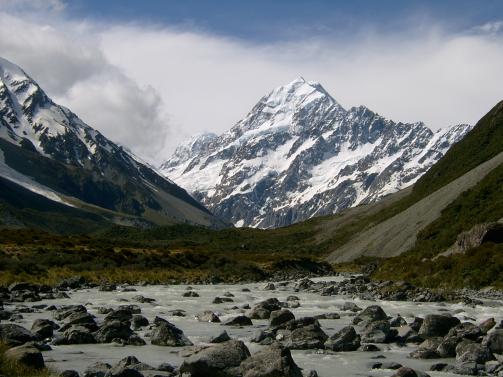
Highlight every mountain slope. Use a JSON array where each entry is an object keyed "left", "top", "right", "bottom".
[
  {"left": 0, "top": 56, "right": 225, "bottom": 230},
  {"left": 161, "top": 78, "right": 471, "bottom": 228},
  {"left": 322, "top": 100, "right": 503, "bottom": 287}
]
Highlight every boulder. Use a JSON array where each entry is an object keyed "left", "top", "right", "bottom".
[
  {"left": 353, "top": 305, "right": 387, "bottom": 325},
  {"left": 341, "top": 302, "right": 362, "bottom": 312},
  {"left": 279, "top": 317, "right": 328, "bottom": 350},
  {"left": 446, "top": 322, "right": 482, "bottom": 341},
  {"left": 223, "top": 315, "right": 253, "bottom": 327},
  {"left": 418, "top": 315, "right": 460, "bottom": 337},
  {"left": 455, "top": 340, "right": 494, "bottom": 363},
  {"left": 196, "top": 310, "right": 221, "bottom": 323},
  {"left": 182, "top": 291, "right": 200, "bottom": 298},
  {"left": 210, "top": 330, "right": 231, "bottom": 343},
  {"left": 60, "top": 325, "right": 96, "bottom": 344},
  {"left": 104, "top": 309, "right": 133, "bottom": 324},
  {"left": 248, "top": 298, "right": 282, "bottom": 319},
  {"left": 84, "top": 362, "right": 112, "bottom": 377},
  {"left": 94, "top": 321, "right": 136, "bottom": 344},
  {"left": 436, "top": 336, "right": 460, "bottom": 358},
  {"left": 54, "top": 305, "right": 87, "bottom": 321},
  {"left": 270, "top": 309, "right": 295, "bottom": 328},
  {"left": 479, "top": 318, "right": 496, "bottom": 334},
  {"left": 361, "top": 320, "right": 392, "bottom": 343},
  {"left": 132, "top": 295, "right": 156, "bottom": 303},
  {"left": 150, "top": 321, "right": 193, "bottom": 346},
  {"left": 483, "top": 329, "right": 503, "bottom": 354},
  {"left": 179, "top": 340, "right": 250, "bottom": 377},
  {"left": 324, "top": 326, "right": 360, "bottom": 351},
  {"left": 61, "top": 311, "right": 98, "bottom": 331},
  {"left": 31, "top": 318, "right": 59, "bottom": 339},
  {"left": 132, "top": 315, "right": 149, "bottom": 329},
  {"left": 391, "top": 367, "right": 430, "bottom": 377},
  {"left": 59, "top": 370, "right": 80, "bottom": 377},
  {"left": 213, "top": 297, "right": 234, "bottom": 304},
  {"left": 240, "top": 343, "right": 303, "bottom": 377},
  {"left": 0, "top": 323, "right": 37, "bottom": 346},
  {"left": 4, "top": 344, "right": 45, "bottom": 369}
]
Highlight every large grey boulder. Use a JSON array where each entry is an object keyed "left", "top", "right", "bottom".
[
  {"left": 270, "top": 310, "right": 295, "bottom": 328},
  {"left": 150, "top": 320, "right": 192, "bottom": 346},
  {"left": 179, "top": 340, "right": 250, "bottom": 377},
  {"left": 0, "top": 323, "right": 37, "bottom": 346},
  {"left": 196, "top": 310, "right": 221, "bottom": 323},
  {"left": 324, "top": 326, "right": 360, "bottom": 351},
  {"left": 248, "top": 298, "right": 282, "bottom": 319},
  {"left": 353, "top": 305, "right": 387, "bottom": 325},
  {"left": 277, "top": 317, "right": 328, "bottom": 350},
  {"left": 418, "top": 315, "right": 460, "bottom": 338},
  {"left": 31, "top": 318, "right": 59, "bottom": 339},
  {"left": 4, "top": 344, "right": 45, "bottom": 369},
  {"left": 240, "top": 343, "right": 303, "bottom": 377},
  {"left": 455, "top": 340, "right": 494, "bottom": 363},
  {"left": 483, "top": 329, "right": 503, "bottom": 354}
]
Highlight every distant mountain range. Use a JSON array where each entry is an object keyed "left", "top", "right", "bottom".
[
  {"left": 161, "top": 78, "right": 472, "bottom": 228},
  {"left": 0, "top": 57, "right": 226, "bottom": 232}
]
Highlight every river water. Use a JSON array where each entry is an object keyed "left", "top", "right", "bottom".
[{"left": 4, "top": 276, "right": 502, "bottom": 376}]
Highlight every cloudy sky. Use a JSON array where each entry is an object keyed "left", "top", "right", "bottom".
[{"left": 1, "top": 0, "right": 503, "bottom": 163}]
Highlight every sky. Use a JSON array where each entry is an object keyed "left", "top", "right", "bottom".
[{"left": 1, "top": 0, "right": 503, "bottom": 163}]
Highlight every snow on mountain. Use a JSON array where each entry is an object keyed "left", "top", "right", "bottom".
[
  {"left": 161, "top": 77, "right": 472, "bottom": 228},
  {"left": 0, "top": 56, "right": 225, "bottom": 228}
]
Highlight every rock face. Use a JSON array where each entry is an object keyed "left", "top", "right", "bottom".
[
  {"left": 0, "top": 56, "right": 224, "bottom": 230},
  {"left": 161, "top": 78, "right": 471, "bottom": 228}
]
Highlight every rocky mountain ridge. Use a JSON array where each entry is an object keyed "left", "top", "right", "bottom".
[{"left": 162, "top": 78, "right": 471, "bottom": 228}]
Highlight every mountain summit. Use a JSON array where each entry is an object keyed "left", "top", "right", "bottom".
[
  {"left": 161, "top": 78, "right": 472, "bottom": 228},
  {"left": 0, "top": 57, "right": 225, "bottom": 231}
]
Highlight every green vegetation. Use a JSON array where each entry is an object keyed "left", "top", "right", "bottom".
[
  {"left": 0, "top": 223, "right": 330, "bottom": 286},
  {"left": 374, "top": 161, "right": 503, "bottom": 288},
  {"left": 0, "top": 343, "right": 53, "bottom": 377}
]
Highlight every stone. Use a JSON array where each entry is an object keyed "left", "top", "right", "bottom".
[
  {"left": 248, "top": 298, "right": 282, "bottom": 319},
  {"left": 150, "top": 321, "right": 193, "bottom": 346},
  {"left": 196, "top": 310, "right": 221, "bottom": 323},
  {"left": 391, "top": 367, "right": 430, "bottom": 377},
  {"left": 4, "top": 344, "right": 45, "bottom": 369},
  {"left": 132, "top": 315, "right": 149, "bottom": 329},
  {"left": 479, "top": 318, "right": 496, "bottom": 334},
  {"left": 240, "top": 343, "right": 303, "bottom": 377},
  {"left": 209, "top": 330, "right": 231, "bottom": 343},
  {"left": 212, "top": 297, "right": 234, "bottom": 304},
  {"left": 361, "top": 320, "right": 392, "bottom": 343},
  {"left": 60, "top": 370, "right": 80, "bottom": 377},
  {"left": 223, "top": 315, "right": 253, "bottom": 327},
  {"left": 455, "top": 340, "right": 494, "bottom": 363},
  {"left": 84, "top": 362, "right": 112, "bottom": 377},
  {"left": 179, "top": 340, "right": 250, "bottom": 377},
  {"left": 31, "top": 318, "right": 59, "bottom": 339},
  {"left": 94, "top": 321, "right": 135, "bottom": 344},
  {"left": 0, "top": 323, "right": 37, "bottom": 346},
  {"left": 324, "top": 326, "right": 360, "bottom": 351},
  {"left": 182, "top": 291, "right": 199, "bottom": 298},
  {"left": 483, "top": 329, "right": 503, "bottom": 354},
  {"left": 341, "top": 302, "right": 362, "bottom": 312},
  {"left": 418, "top": 315, "right": 460, "bottom": 337},
  {"left": 270, "top": 309, "right": 295, "bottom": 328},
  {"left": 353, "top": 305, "right": 387, "bottom": 325}
]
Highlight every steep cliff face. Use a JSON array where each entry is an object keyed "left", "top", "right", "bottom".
[{"left": 162, "top": 78, "right": 471, "bottom": 228}]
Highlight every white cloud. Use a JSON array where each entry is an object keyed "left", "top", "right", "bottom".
[
  {"left": 473, "top": 21, "right": 503, "bottom": 35},
  {"left": 0, "top": 12, "right": 171, "bottom": 162},
  {"left": 0, "top": 0, "right": 65, "bottom": 12},
  {"left": 1, "top": 10, "right": 503, "bottom": 165}
]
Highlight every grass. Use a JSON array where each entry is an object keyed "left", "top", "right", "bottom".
[{"left": 0, "top": 343, "right": 53, "bottom": 377}]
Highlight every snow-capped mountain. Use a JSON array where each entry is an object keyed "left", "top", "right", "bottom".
[
  {"left": 0, "top": 56, "right": 225, "bottom": 229},
  {"left": 161, "top": 77, "right": 472, "bottom": 228}
]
